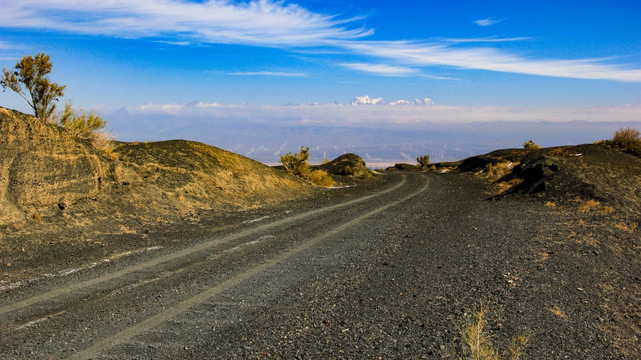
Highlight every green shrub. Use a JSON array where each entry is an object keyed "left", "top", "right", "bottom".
[
  {"left": 310, "top": 170, "right": 335, "bottom": 187},
  {"left": 58, "top": 102, "right": 106, "bottom": 140},
  {"left": 522, "top": 139, "right": 539, "bottom": 150},
  {"left": 280, "top": 146, "right": 311, "bottom": 179},
  {"left": 416, "top": 155, "right": 430, "bottom": 169}
]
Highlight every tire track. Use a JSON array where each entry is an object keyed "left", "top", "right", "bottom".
[
  {"left": 0, "top": 175, "right": 407, "bottom": 322},
  {"left": 68, "top": 175, "right": 429, "bottom": 360}
]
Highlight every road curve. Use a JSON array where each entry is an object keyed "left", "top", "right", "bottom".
[
  {"left": 3, "top": 171, "right": 639, "bottom": 359},
  {"left": 0, "top": 173, "right": 429, "bottom": 359}
]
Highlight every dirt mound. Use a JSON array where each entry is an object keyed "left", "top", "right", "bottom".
[
  {"left": 513, "top": 144, "right": 641, "bottom": 213},
  {"left": 0, "top": 107, "right": 111, "bottom": 224},
  {"left": 115, "top": 140, "right": 307, "bottom": 209},
  {"left": 317, "top": 153, "right": 373, "bottom": 178},
  {"left": 0, "top": 107, "right": 309, "bottom": 230},
  {"left": 458, "top": 149, "right": 527, "bottom": 172},
  {"left": 387, "top": 163, "right": 417, "bottom": 171},
  {"left": 457, "top": 143, "right": 641, "bottom": 215}
]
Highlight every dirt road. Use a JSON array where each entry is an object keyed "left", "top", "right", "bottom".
[{"left": 1, "top": 172, "right": 639, "bottom": 359}]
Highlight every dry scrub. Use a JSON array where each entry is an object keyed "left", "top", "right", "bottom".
[{"left": 460, "top": 305, "right": 529, "bottom": 360}]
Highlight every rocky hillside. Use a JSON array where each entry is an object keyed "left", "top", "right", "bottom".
[
  {"left": 456, "top": 144, "right": 641, "bottom": 215},
  {"left": 0, "top": 107, "right": 309, "bottom": 229},
  {"left": 115, "top": 140, "right": 307, "bottom": 210},
  {"left": 0, "top": 107, "right": 112, "bottom": 224}
]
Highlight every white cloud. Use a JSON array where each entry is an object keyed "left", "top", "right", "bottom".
[
  {"left": 474, "top": 18, "right": 502, "bottom": 26},
  {"left": 341, "top": 41, "right": 641, "bottom": 82},
  {"left": 227, "top": 71, "right": 307, "bottom": 77},
  {"left": 0, "top": 0, "right": 372, "bottom": 46},
  {"left": 443, "top": 36, "right": 531, "bottom": 43},
  {"left": 0, "top": 40, "right": 15, "bottom": 49},
  {"left": 1, "top": 1, "right": 640, "bottom": 83},
  {"left": 339, "top": 62, "right": 418, "bottom": 77}
]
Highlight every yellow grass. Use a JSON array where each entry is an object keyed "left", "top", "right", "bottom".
[
  {"left": 548, "top": 306, "right": 567, "bottom": 318},
  {"left": 460, "top": 305, "right": 529, "bottom": 360},
  {"left": 613, "top": 222, "right": 638, "bottom": 234}
]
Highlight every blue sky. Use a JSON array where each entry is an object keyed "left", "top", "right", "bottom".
[{"left": 1, "top": 0, "right": 640, "bottom": 163}]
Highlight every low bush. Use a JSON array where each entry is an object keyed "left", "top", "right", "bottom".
[
  {"left": 522, "top": 139, "right": 539, "bottom": 150},
  {"left": 280, "top": 146, "right": 311, "bottom": 180},
  {"left": 57, "top": 102, "right": 117, "bottom": 159},
  {"left": 611, "top": 127, "right": 641, "bottom": 155},
  {"left": 310, "top": 170, "right": 335, "bottom": 187},
  {"left": 58, "top": 102, "right": 106, "bottom": 140},
  {"left": 340, "top": 165, "right": 355, "bottom": 176},
  {"left": 417, "top": 155, "right": 430, "bottom": 170}
]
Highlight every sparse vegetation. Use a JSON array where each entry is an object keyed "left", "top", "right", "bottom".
[
  {"left": 484, "top": 161, "right": 512, "bottom": 179},
  {"left": 576, "top": 199, "right": 615, "bottom": 214},
  {"left": 280, "top": 146, "right": 312, "bottom": 180},
  {"left": 58, "top": 102, "right": 107, "bottom": 140},
  {"left": 31, "top": 212, "right": 42, "bottom": 222},
  {"left": 611, "top": 127, "right": 641, "bottom": 156},
  {"left": 460, "top": 305, "right": 529, "bottom": 360},
  {"left": 417, "top": 155, "right": 430, "bottom": 170},
  {"left": 280, "top": 147, "right": 338, "bottom": 186},
  {"left": 340, "top": 165, "right": 355, "bottom": 176},
  {"left": 522, "top": 139, "right": 539, "bottom": 150},
  {"left": 57, "top": 102, "right": 116, "bottom": 158},
  {"left": 310, "top": 169, "right": 335, "bottom": 187},
  {"left": 1, "top": 53, "right": 66, "bottom": 122}
]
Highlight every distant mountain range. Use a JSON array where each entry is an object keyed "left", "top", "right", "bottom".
[{"left": 351, "top": 95, "right": 434, "bottom": 106}]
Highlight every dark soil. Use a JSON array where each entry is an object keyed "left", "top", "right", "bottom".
[{"left": 1, "top": 172, "right": 639, "bottom": 359}]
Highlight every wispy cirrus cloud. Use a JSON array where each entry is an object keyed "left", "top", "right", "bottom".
[
  {"left": 443, "top": 36, "right": 532, "bottom": 43},
  {"left": 474, "top": 18, "right": 502, "bottom": 26},
  {"left": 339, "top": 63, "right": 418, "bottom": 77},
  {"left": 227, "top": 71, "right": 307, "bottom": 77},
  {"left": 0, "top": 0, "right": 372, "bottom": 46},
  {"left": 341, "top": 41, "right": 641, "bottom": 82},
  {"left": 0, "top": 40, "right": 15, "bottom": 49},
  {"left": 0, "top": 1, "right": 640, "bottom": 83}
]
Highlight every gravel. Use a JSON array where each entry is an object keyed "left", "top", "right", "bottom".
[{"left": 1, "top": 172, "right": 639, "bottom": 359}]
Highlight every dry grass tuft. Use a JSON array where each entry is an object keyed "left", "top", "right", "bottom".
[
  {"left": 612, "top": 127, "right": 641, "bottom": 150},
  {"left": 480, "top": 161, "right": 521, "bottom": 194},
  {"left": 576, "top": 199, "right": 615, "bottom": 214},
  {"left": 544, "top": 201, "right": 556, "bottom": 208},
  {"left": 577, "top": 199, "right": 602, "bottom": 213},
  {"left": 484, "top": 161, "right": 513, "bottom": 179},
  {"left": 460, "top": 305, "right": 529, "bottom": 360},
  {"left": 32, "top": 212, "right": 42, "bottom": 222},
  {"left": 91, "top": 130, "right": 118, "bottom": 160},
  {"left": 545, "top": 148, "right": 577, "bottom": 157},
  {"left": 310, "top": 169, "right": 335, "bottom": 187},
  {"left": 613, "top": 222, "right": 638, "bottom": 234},
  {"left": 600, "top": 205, "right": 616, "bottom": 215},
  {"left": 548, "top": 306, "right": 567, "bottom": 318}
]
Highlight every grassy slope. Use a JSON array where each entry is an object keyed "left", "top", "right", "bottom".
[
  {"left": 115, "top": 140, "right": 308, "bottom": 210},
  {"left": 0, "top": 107, "right": 309, "bottom": 231}
]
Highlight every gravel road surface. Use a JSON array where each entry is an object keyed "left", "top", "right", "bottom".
[{"left": 1, "top": 172, "right": 639, "bottom": 359}]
